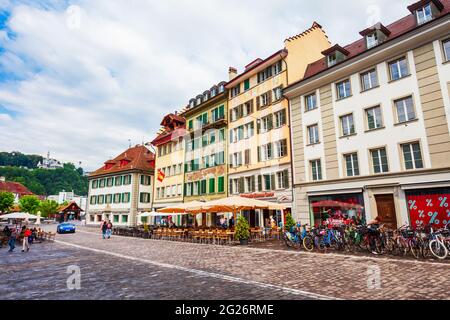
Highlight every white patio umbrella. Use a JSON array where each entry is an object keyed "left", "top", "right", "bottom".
[
  {"left": 157, "top": 201, "right": 205, "bottom": 214},
  {"left": 0, "top": 212, "right": 39, "bottom": 220}
]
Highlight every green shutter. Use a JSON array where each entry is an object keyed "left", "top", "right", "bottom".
[
  {"left": 218, "top": 177, "right": 224, "bottom": 193},
  {"left": 188, "top": 119, "right": 193, "bottom": 130},
  {"left": 244, "top": 79, "right": 250, "bottom": 91},
  {"left": 209, "top": 178, "right": 215, "bottom": 193},
  {"left": 219, "top": 105, "right": 224, "bottom": 119}
]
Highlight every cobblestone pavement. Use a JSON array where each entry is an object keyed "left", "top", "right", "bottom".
[{"left": 2, "top": 225, "right": 450, "bottom": 300}]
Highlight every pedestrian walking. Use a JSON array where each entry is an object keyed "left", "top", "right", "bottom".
[
  {"left": 22, "top": 226, "right": 31, "bottom": 253},
  {"left": 106, "top": 220, "right": 113, "bottom": 239},
  {"left": 101, "top": 220, "right": 108, "bottom": 239},
  {"left": 7, "top": 227, "right": 16, "bottom": 253}
]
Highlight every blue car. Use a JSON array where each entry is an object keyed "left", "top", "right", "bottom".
[{"left": 57, "top": 223, "right": 76, "bottom": 234}]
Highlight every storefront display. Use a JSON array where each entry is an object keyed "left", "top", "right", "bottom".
[
  {"left": 406, "top": 188, "right": 450, "bottom": 229},
  {"left": 309, "top": 193, "right": 365, "bottom": 227}
]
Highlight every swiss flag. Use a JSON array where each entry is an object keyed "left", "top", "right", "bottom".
[{"left": 157, "top": 169, "right": 165, "bottom": 183}]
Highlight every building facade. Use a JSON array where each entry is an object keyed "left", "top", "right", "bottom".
[
  {"left": 285, "top": 0, "right": 450, "bottom": 229},
  {"left": 86, "top": 145, "right": 155, "bottom": 226},
  {"left": 225, "top": 23, "right": 330, "bottom": 227},
  {"left": 151, "top": 113, "right": 186, "bottom": 224},
  {"left": 181, "top": 82, "right": 228, "bottom": 226}
]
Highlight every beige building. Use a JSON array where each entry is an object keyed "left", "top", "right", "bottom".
[
  {"left": 87, "top": 145, "right": 155, "bottom": 226},
  {"left": 284, "top": 0, "right": 450, "bottom": 229},
  {"left": 225, "top": 23, "right": 330, "bottom": 227},
  {"left": 151, "top": 113, "right": 186, "bottom": 225}
]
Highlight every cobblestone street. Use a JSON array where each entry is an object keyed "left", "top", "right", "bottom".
[{"left": 1, "top": 225, "right": 449, "bottom": 300}]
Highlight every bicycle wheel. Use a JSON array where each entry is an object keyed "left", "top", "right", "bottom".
[
  {"left": 429, "top": 240, "right": 448, "bottom": 260},
  {"left": 410, "top": 240, "right": 420, "bottom": 259},
  {"left": 292, "top": 238, "right": 301, "bottom": 250},
  {"left": 385, "top": 238, "right": 397, "bottom": 256},
  {"left": 302, "top": 236, "right": 314, "bottom": 252}
]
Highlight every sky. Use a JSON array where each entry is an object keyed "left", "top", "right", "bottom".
[{"left": 0, "top": 0, "right": 412, "bottom": 171}]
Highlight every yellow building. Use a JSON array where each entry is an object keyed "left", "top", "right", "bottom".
[
  {"left": 181, "top": 82, "right": 228, "bottom": 227},
  {"left": 225, "top": 23, "right": 330, "bottom": 227},
  {"left": 151, "top": 113, "right": 186, "bottom": 224}
]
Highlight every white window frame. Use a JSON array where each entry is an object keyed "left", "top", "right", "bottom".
[
  {"left": 307, "top": 124, "right": 319, "bottom": 144},
  {"left": 366, "top": 106, "right": 383, "bottom": 130},
  {"left": 395, "top": 96, "right": 416, "bottom": 123},
  {"left": 371, "top": 148, "right": 389, "bottom": 174},
  {"left": 401, "top": 142, "right": 424, "bottom": 170},
  {"left": 336, "top": 80, "right": 351, "bottom": 99},
  {"left": 310, "top": 160, "right": 322, "bottom": 181},
  {"left": 340, "top": 113, "right": 355, "bottom": 136},
  {"left": 344, "top": 153, "right": 359, "bottom": 177},
  {"left": 305, "top": 93, "right": 317, "bottom": 111},
  {"left": 416, "top": 3, "right": 433, "bottom": 25}
]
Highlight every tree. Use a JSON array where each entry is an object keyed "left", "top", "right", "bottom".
[
  {"left": 285, "top": 213, "right": 296, "bottom": 232},
  {"left": 19, "top": 195, "right": 41, "bottom": 214},
  {"left": 0, "top": 191, "right": 15, "bottom": 214},
  {"left": 235, "top": 215, "right": 250, "bottom": 241},
  {"left": 39, "top": 199, "right": 60, "bottom": 218}
]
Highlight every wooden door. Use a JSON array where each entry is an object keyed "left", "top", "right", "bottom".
[{"left": 375, "top": 194, "right": 398, "bottom": 229}]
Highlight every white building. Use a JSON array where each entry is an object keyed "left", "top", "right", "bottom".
[
  {"left": 86, "top": 145, "right": 155, "bottom": 226},
  {"left": 37, "top": 152, "right": 63, "bottom": 170}
]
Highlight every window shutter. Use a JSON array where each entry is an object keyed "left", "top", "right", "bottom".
[
  {"left": 256, "top": 96, "right": 261, "bottom": 110},
  {"left": 283, "top": 169, "right": 289, "bottom": 188},
  {"left": 267, "top": 143, "right": 273, "bottom": 159},
  {"left": 268, "top": 114, "right": 273, "bottom": 131},
  {"left": 270, "top": 174, "right": 276, "bottom": 190},
  {"left": 229, "top": 179, "right": 233, "bottom": 194},
  {"left": 257, "top": 120, "right": 261, "bottom": 134},
  {"left": 268, "top": 90, "right": 273, "bottom": 104},
  {"left": 229, "top": 154, "right": 233, "bottom": 168},
  {"left": 245, "top": 149, "right": 250, "bottom": 165},
  {"left": 238, "top": 104, "right": 243, "bottom": 119},
  {"left": 229, "top": 109, "right": 233, "bottom": 121},
  {"left": 250, "top": 99, "right": 254, "bottom": 114},
  {"left": 209, "top": 178, "right": 215, "bottom": 193},
  {"left": 257, "top": 175, "right": 262, "bottom": 191},
  {"left": 238, "top": 177, "right": 245, "bottom": 194},
  {"left": 257, "top": 146, "right": 261, "bottom": 162},
  {"left": 282, "top": 139, "right": 287, "bottom": 157}
]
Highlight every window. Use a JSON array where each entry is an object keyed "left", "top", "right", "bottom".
[
  {"left": 327, "top": 53, "right": 337, "bottom": 67},
  {"left": 243, "top": 100, "right": 253, "bottom": 116},
  {"left": 305, "top": 93, "right": 317, "bottom": 111},
  {"left": 92, "top": 180, "right": 98, "bottom": 189},
  {"left": 212, "top": 105, "right": 225, "bottom": 122},
  {"left": 310, "top": 160, "right": 322, "bottom": 181},
  {"left": 123, "top": 175, "right": 131, "bottom": 185},
  {"left": 416, "top": 3, "right": 433, "bottom": 25},
  {"left": 244, "top": 121, "right": 254, "bottom": 139},
  {"left": 257, "top": 92, "right": 271, "bottom": 109},
  {"left": 273, "top": 61, "right": 282, "bottom": 75},
  {"left": 231, "top": 85, "right": 240, "bottom": 97},
  {"left": 231, "top": 152, "right": 242, "bottom": 168},
  {"left": 140, "top": 193, "right": 151, "bottom": 203},
  {"left": 177, "top": 184, "right": 182, "bottom": 196},
  {"left": 218, "top": 176, "right": 225, "bottom": 193},
  {"left": 443, "top": 39, "right": 450, "bottom": 62},
  {"left": 122, "top": 192, "right": 131, "bottom": 203},
  {"left": 389, "top": 57, "right": 409, "bottom": 81},
  {"left": 259, "top": 114, "right": 273, "bottom": 133},
  {"left": 336, "top": 79, "right": 351, "bottom": 99},
  {"left": 274, "top": 139, "right": 288, "bottom": 158},
  {"left": 98, "top": 195, "right": 104, "bottom": 205},
  {"left": 371, "top": 148, "right": 389, "bottom": 173},
  {"left": 258, "top": 143, "right": 273, "bottom": 162},
  {"left": 244, "top": 176, "right": 252, "bottom": 193},
  {"left": 200, "top": 180, "right": 207, "bottom": 195},
  {"left": 340, "top": 114, "right": 355, "bottom": 136},
  {"left": 115, "top": 176, "right": 123, "bottom": 186},
  {"left": 360, "top": 69, "right": 378, "bottom": 91},
  {"left": 395, "top": 96, "right": 416, "bottom": 123},
  {"left": 122, "top": 215, "right": 128, "bottom": 224},
  {"left": 113, "top": 215, "right": 119, "bottom": 223},
  {"left": 90, "top": 196, "right": 97, "bottom": 205},
  {"left": 114, "top": 193, "right": 121, "bottom": 203},
  {"left": 244, "top": 79, "right": 250, "bottom": 91},
  {"left": 263, "top": 174, "right": 273, "bottom": 191},
  {"left": 401, "top": 142, "right": 424, "bottom": 170},
  {"left": 257, "top": 65, "right": 273, "bottom": 83},
  {"left": 273, "top": 86, "right": 283, "bottom": 101},
  {"left": 344, "top": 153, "right": 360, "bottom": 177},
  {"left": 307, "top": 124, "right": 319, "bottom": 144},
  {"left": 188, "top": 119, "right": 193, "bottom": 130},
  {"left": 219, "top": 128, "right": 225, "bottom": 142},
  {"left": 366, "top": 106, "right": 383, "bottom": 130},
  {"left": 140, "top": 175, "right": 151, "bottom": 185},
  {"left": 366, "top": 32, "right": 379, "bottom": 49},
  {"left": 99, "top": 178, "right": 105, "bottom": 188},
  {"left": 276, "top": 170, "right": 289, "bottom": 189},
  {"left": 274, "top": 109, "right": 286, "bottom": 128}
]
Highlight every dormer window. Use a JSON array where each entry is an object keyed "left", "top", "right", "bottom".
[
  {"left": 219, "top": 84, "right": 225, "bottom": 93},
  {"left": 408, "top": 0, "right": 444, "bottom": 25},
  {"left": 322, "top": 45, "right": 350, "bottom": 68},
  {"left": 417, "top": 3, "right": 433, "bottom": 24},
  {"left": 211, "top": 87, "right": 217, "bottom": 97},
  {"left": 196, "top": 96, "right": 203, "bottom": 105},
  {"left": 203, "top": 92, "right": 209, "bottom": 101},
  {"left": 189, "top": 99, "right": 195, "bottom": 108},
  {"left": 366, "top": 33, "right": 379, "bottom": 49}
]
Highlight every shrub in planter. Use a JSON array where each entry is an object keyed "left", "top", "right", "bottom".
[
  {"left": 235, "top": 215, "right": 250, "bottom": 245},
  {"left": 285, "top": 213, "right": 296, "bottom": 232}
]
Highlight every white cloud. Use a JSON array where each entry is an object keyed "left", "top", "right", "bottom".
[{"left": 0, "top": 0, "right": 413, "bottom": 170}]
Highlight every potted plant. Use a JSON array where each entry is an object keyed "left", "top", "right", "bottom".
[
  {"left": 235, "top": 215, "right": 250, "bottom": 245},
  {"left": 284, "top": 213, "right": 296, "bottom": 233}
]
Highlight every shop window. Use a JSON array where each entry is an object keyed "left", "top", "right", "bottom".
[
  {"left": 401, "top": 142, "right": 424, "bottom": 170},
  {"left": 309, "top": 193, "right": 366, "bottom": 227},
  {"left": 406, "top": 188, "right": 450, "bottom": 229}
]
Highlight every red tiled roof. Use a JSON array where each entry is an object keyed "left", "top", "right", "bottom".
[
  {"left": 89, "top": 145, "right": 155, "bottom": 177},
  {"left": 0, "top": 181, "right": 34, "bottom": 196},
  {"left": 151, "top": 127, "right": 187, "bottom": 147},
  {"left": 300, "top": 0, "right": 450, "bottom": 81},
  {"left": 58, "top": 201, "right": 84, "bottom": 213}
]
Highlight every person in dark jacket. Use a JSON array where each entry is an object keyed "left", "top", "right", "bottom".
[
  {"left": 7, "top": 227, "right": 16, "bottom": 253},
  {"left": 101, "top": 221, "right": 108, "bottom": 239}
]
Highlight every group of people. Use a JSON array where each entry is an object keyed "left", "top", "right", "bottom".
[
  {"left": 218, "top": 216, "right": 235, "bottom": 229},
  {"left": 2, "top": 225, "right": 36, "bottom": 253},
  {"left": 100, "top": 220, "right": 113, "bottom": 239}
]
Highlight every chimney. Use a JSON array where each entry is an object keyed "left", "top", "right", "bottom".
[{"left": 229, "top": 67, "right": 238, "bottom": 81}]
